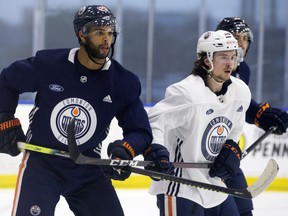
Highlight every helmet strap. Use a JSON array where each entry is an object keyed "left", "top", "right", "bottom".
[
  {"left": 205, "top": 60, "right": 225, "bottom": 85},
  {"left": 108, "top": 32, "right": 117, "bottom": 59}
]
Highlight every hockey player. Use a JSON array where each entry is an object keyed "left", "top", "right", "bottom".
[
  {"left": 216, "top": 17, "right": 288, "bottom": 216},
  {"left": 216, "top": 17, "right": 288, "bottom": 133},
  {"left": 144, "top": 30, "right": 251, "bottom": 216},
  {"left": 0, "top": 5, "right": 171, "bottom": 216}
]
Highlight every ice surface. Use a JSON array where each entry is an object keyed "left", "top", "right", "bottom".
[{"left": 1, "top": 189, "right": 287, "bottom": 215}]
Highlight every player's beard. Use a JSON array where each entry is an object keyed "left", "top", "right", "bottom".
[
  {"left": 212, "top": 66, "right": 232, "bottom": 83},
  {"left": 209, "top": 71, "right": 230, "bottom": 84},
  {"left": 214, "top": 74, "right": 229, "bottom": 83},
  {"left": 84, "top": 38, "right": 110, "bottom": 60}
]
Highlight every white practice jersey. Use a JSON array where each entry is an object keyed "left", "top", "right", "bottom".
[{"left": 148, "top": 74, "right": 251, "bottom": 208}]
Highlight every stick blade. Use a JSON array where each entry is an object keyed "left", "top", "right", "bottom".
[
  {"left": 247, "top": 159, "right": 279, "bottom": 198},
  {"left": 67, "top": 118, "right": 81, "bottom": 162}
]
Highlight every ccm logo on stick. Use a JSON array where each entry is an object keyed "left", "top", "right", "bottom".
[{"left": 110, "top": 160, "right": 139, "bottom": 166}]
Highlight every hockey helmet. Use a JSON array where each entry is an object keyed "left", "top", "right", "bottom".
[
  {"left": 216, "top": 17, "right": 253, "bottom": 44},
  {"left": 73, "top": 5, "right": 117, "bottom": 37},
  {"left": 197, "top": 30, "right": 239, "bottom": 62}
]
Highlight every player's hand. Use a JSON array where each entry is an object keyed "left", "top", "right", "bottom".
[
  {"left": 255, "top": 103, "right": 288, "bottom": 135},
  {"left": 144, "top": 143, "right": 175, "bottom": 181},
  {"left": 101, "top": 165, "right": 131, "bottom": 181},
  {"left": 0, "top": 113, "right": 26, "bottom": 156},
  {"left": 103, "top": 140, "right": 134, "bottom": 181},
  {"left": 209, "top": 140, "right": 241, "bottom": 179}
]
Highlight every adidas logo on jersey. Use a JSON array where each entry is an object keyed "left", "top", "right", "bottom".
[
  {"left": 236, "top": 105, "right": 243, "bottom": 112},
  {"left": 103, "top": 95, "right": 112, "bottom": 103}
]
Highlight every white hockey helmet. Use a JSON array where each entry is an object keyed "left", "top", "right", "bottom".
[{"left": 197, "top": 30, "right": 239, "bottom": 61}]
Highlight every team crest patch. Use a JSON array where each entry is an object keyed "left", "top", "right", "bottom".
[
  {"left": 201, "top": 116, "right": 233, "bottom": 161},
  {"left": 50, "top": 98, "right": 97, "bottom": 145}
]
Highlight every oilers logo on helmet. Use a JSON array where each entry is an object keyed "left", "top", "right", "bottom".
[
  {"left": 50, "top": 97, "right": 97, "bottom": 145},
  {"left": 204, "top": 31, "right": 211, "bottom": 39},
  {"left": 77, "top": 6, "right": 87, "bottom": 15}
]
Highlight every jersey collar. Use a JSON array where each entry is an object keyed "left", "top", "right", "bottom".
[{"left": 68, "top": 48, "right": 111, "bottom": 71}]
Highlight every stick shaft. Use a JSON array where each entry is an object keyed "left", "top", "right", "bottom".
[
  {"left": 17, "top": 142, "right": 208, "bottom": 168},
  {"left": 17, "top": 126, "right": 277, "bottom": 168},
  {"left": 241, "top": 126, "right": 277, "bottom": 159}
]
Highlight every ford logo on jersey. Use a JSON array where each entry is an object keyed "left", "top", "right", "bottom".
[
  {"left": 206, "top": 109, "right": 214, "bottom": 115},
  {"left": 49, "top": 84, "right": 64, "bottom": 92}
]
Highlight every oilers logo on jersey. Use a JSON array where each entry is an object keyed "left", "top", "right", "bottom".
[
  {"left": 201, "top": 116, "right": 233, "bottom": 161},
  {"left": 50, "top": 97, "right": 97, "bottom": 145}
]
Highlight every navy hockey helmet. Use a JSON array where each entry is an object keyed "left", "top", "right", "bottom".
[
  {"left": 216, "top": 17, "right": 253, "bottom": 42},
  {"left": 73, "top": 5, "right": 118, "bottom": 37},
  {"left": 216, "top": 17, "right": 253, "bottom": 55}
]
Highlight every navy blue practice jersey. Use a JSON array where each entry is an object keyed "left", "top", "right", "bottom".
[
  {"left": 232, "top": 61, "right": 261, "bottom": 127},
  {"left": 0, "top": 48, "right": 152, "bottom": 156},
  {"left": 232, "top": 61, "right": 250, "bottom": 85}
]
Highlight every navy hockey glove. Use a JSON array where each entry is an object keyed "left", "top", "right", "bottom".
[
  {"left": 209, "top": 140, "right": 241, "bottom": 179},
  {"left": 103, "top": 140, "right": 134, "bottom": 181},
  {"left": 0, "top": 113, "right": 26, "bottom": 156},
  {"left": 144, "top": 143, "right": 175, "bottom": 181},
  {"left": 255, "top": 103, "right": 288, "bottom": 135}
]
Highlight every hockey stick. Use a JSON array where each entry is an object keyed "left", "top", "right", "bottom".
[
  {"left": 16, "top": 118, "right": 206, "bottom": 169},
  {"left": 18, "top": 122, "right": 276, "bottom": 169},
  {"left": 66, "top": 118, "right": 207, "bottom": 168},
  {"left": 67, "top": 118, "right": 278, "bottom": 199},
  {"left": 17, "top": 141, "right": 207, "bottom": 168},
  {"left": 123, "top": 159, "right": 278, "bottom": 199},
  {"left": 67, "top": 116, "right": 277, "bottom": 168},
  {"left": 241, "top": 126, "right": 277, "bottom": 159},
  {"left": 17, "top": 142, "right": 70, "bottom": 158},
  {"left": 17, "top": 127, "right": 278, "bottom": 199}
]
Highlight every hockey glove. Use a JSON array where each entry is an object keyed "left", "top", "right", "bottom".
[
  {"left": 103, "top": 140, "right": 134, "bottom": 181},
  {"left": 0, "top": 113, "right": 26, "bottom": 156},
  {"left": 255, "top": 103, "right": 288, "bottom": 135},
  {"left": 144, "top": 143, "right": 175, "bottom": 181},
  {"left": 209, "top": 140, "right": 241, "bottom": 179}
]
